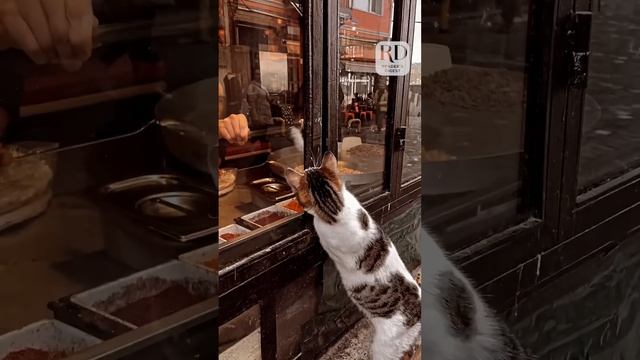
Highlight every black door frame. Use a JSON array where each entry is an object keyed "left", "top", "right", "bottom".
[{"left": 464, "top": 0, "right": 640, "bottom": 316}]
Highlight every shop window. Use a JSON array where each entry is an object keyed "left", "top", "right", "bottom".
[
  {"left": 577, "top": 1, "right": 640, "bottom": 192},
  {"left": 219, "top": 1, "right": 306, "bottom": 250},
  {"left": 337, "top": 0, "right": 395, "bottom": 201},
  {"left": 422, "top": 0, "right": 531, "bottom": 248},
  {"left": 352, "top": 0, "right": 384, "bottom": 15},
  {"left": 401, "top": 2, "right": 421, "bottom": 184}
]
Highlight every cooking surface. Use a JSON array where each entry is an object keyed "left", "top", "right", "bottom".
[
  {"left": 0, "top": 126, "right": 217, "bottom": 336},
  {"left": 0, "top": 195, "right": 131, "bottom": 334},
  {"left": 218, "top": 185, "right": 255, "bottom": 228}
]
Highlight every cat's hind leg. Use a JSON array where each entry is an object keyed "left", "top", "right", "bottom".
[{"left": 370, "top": 316, "right": 421, "bottom": 360}]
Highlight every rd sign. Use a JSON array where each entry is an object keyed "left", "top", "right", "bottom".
[{"left": 375, "top": 41, "right": 411, "bottom": 76}]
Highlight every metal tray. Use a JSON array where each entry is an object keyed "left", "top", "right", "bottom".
[
  {"left": 70, "top": 261, "right": 216, "bottom": 329},
  {"left": 100, "top": 174, "right": 217, "bottom": 242},
  {"left": 240, "top": 204, "right": 297, "bottom": 228},
  {"left": 0, "top": 320, "right": 100, "bottom": 358},
  {"left": 218, "top": 224, "right": 251, "bottom": 245},
  {"left": 178, "top": 244, "right": 218, "bottom": 273}
]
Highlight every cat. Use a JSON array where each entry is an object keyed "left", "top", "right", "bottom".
[
  {"left": 285, "top": 152, "right": 421, "bottom": 360},
  {"left": 421, "top": 226, "right": 534, "bottom": 360}
]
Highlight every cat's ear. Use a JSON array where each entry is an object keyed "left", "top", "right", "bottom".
[
  {"left": 321, "top": 151, "right": 338, "bottom": 173},
  {"left": 285, "top": 168, "right": 303, "bottom": 191}
]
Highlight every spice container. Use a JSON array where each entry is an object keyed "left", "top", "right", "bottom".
[
  {"left": 0, "top": 320, "right": 100, "bottom": 360},
  {"left": 70, "top": 261, "right": 215, "bottom": 329}
]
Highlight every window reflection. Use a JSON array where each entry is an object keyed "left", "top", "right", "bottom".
[
  {"left": 0, "top": 1, "right": 216, "bottom": 357},
  {"left": 218, "top": 1, "right": 305, "bottom": 247},
  {"left": 337, "top": 0, "right": 395, "bottom": 200},
  {"left": 422, "top": 0, "right": 529, "bottom": 247},
  {"left": 578, "top": 0, "right": 640, "bottom": 191},
  {"left": 401, "top": 2, "right": 421, "bottom": 184}
]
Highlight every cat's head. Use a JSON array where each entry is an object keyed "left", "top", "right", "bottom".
[{"left": 285, "top": 151, "right": 344, "bottom": 224}]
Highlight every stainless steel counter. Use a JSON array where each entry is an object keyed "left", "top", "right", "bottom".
[{"left": 0, "top": 195, "right": 130, "bottom": 334}]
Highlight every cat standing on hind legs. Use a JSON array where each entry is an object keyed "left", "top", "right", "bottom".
[
  {"left": 285, "top": 152, "right": 421, "bottom": 360},
  {"left": 421, "top": 227, "right": 534, "bottom": 360}
]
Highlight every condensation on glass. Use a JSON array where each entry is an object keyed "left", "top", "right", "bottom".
[
  {"left": 337, "top": 0, "right": 395, "bottom": 200},
  {"left": 422, "top": 0, "right": 529, "bottom": 247}
]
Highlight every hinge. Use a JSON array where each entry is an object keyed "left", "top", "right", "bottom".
[
  {"left": 394, "top": 126, "right": 407, "bottom": 151},
  {"left": 566, "top": 11, "right": 593, "bottom": 89}
]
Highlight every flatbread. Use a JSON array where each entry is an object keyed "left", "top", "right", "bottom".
[
  {"left": 218, "top": 170, "right": 236, "bottom": 191},
  {"left": 0, "top": 150, "right": 53, "bottom": 215}
]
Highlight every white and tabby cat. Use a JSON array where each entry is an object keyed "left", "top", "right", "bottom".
[
  {"left": 286, "top": 129, "right": 530, "bottom": 359},
  {"left": 421, "top": 227, "right": 533, "bottom": 359},
  {"left": 286, "top": 152, "right": 421, "bottom": 360}
]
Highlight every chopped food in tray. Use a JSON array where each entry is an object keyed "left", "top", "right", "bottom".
[
  {"left": 220, "top": 233, "right": 241, "bottom": 242},
  {"left": 106, "top": 279, "right": 207, "bottom": 327},
  {"left": 218, "top": 224, "right": 250, "bottom": 244},
  {"left": 88, "top": 276, "right": 209, "bottom": 327},
  {"left": 251, "top": 211, "right": 287, "bottom": 226},
  {"left": 423, "top": 66, "right": 523, "bottom": 110},
  {"left": 3, "top": 349, "right": 67, "bottom": 360},
  {"left": 283, "top": 199, "right": 304, "bottom": 213},
  {"left": 346, "top": 144, "right": 384, "bottom": 158}
]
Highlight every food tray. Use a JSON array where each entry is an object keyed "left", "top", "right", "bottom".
[
  {"left": 276, "top": 199, "right": 304, "bottom": 214},
  {"left": 70, "top": 260, "right": 216, "bottom": 329},
  {"left": 179, "top": 244, "right": 219, "bottom": 273},
  {"left": 0, "top": 320, "right": 100, "bottom": 359},
  {"left": 240, "top": 204, "right": 297, "bottom": 228},
  {"left": 218, "top": 224, "right": 251, "bottom": 244}
]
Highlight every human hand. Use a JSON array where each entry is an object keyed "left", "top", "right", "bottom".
[
  {"left": 0, "top": 0, "right": 97, "bottom": 71},
  {"left": 219, "top": 114, "right": 250, "bottom": 145}
]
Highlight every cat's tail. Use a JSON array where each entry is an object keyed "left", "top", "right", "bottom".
[{"left": 289, "top": 126, "right": 304, "bottom": 153}]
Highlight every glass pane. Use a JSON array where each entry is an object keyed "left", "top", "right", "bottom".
[
  {"left": 337, "top": 0, "right": 395, "bottom": 201},
  {"left": 218, "top": 1, "right": 305, "bottom": 248},
  {"left": 353, "top": 0, "right": 370, "bottom": 12},
  {"left": 578, "top": 1, "right": 640, "bottom": 191},
  {"left": 401, "top": 2, "right": 422, "bottom": 184},
  {"left": 0, "top": 2, "right": 216, "bottom": 357},
  {"left": 422, "top": 0, "right": 529, "bottom": 247}
]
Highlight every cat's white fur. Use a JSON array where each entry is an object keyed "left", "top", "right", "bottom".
[
  {"left": 289, "top": 126, "right": 305, "bottom": 153},
  {"left": 289, "top": 125, "right": 526, "bottom": 359},
  {"left": 421, "top": 228, "right": 528, "bottom": 360},
  {"left": 313, "top": 189, "right": 421, "bottom": 360}
]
